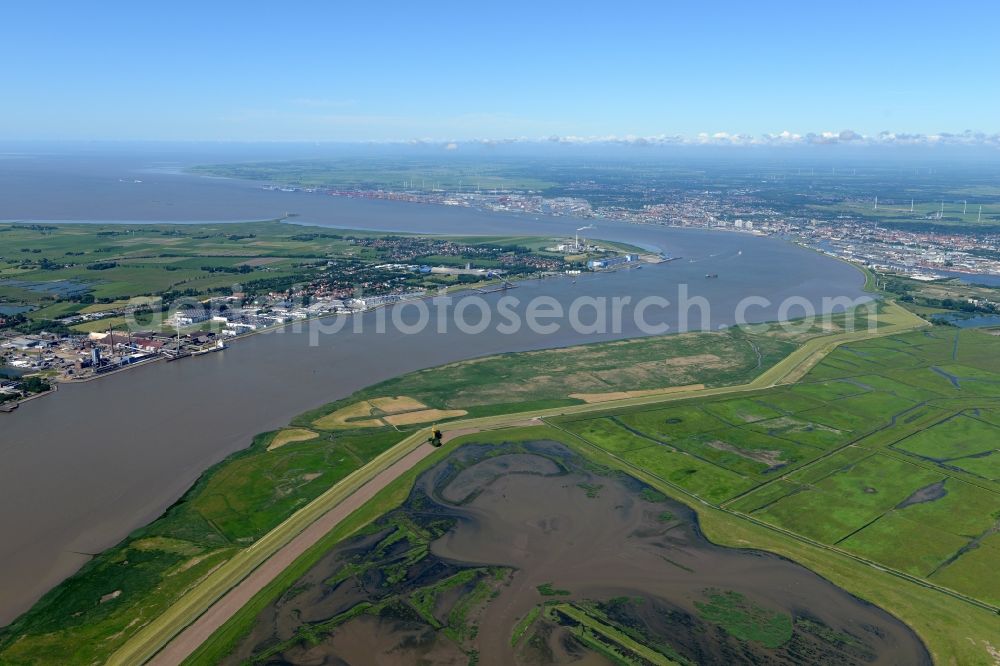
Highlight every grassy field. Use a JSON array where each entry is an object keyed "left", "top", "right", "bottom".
[
  {"left": 119, "top": 302, "right": 926, "bottom": 664},
  {"left": 0, "top": 318, "right": 826, "bottom": 665},
  {"left": 810, "top": 200, "right": 1000, "bottom": 228},
  {"left": 0, "top": 221, "right": 343, "bottom": 308},
  {"left": 877, "top": 272, "right": 1000, "bottom": 325},
  {"left": 8, "top": 300, "right": 994, "bottom": 665},
  {"left": 296, "top": 314, "right": 877, "bottom": 427},
  {"left": 0, "top": 428, "right": 405, "bottom": 665},
  {"left": 187, "top": 412, "right": 1000, "bottom": 666},
  {"left": 554, "top": 429, "right": 1000, "bottom": 666},
  {"left": 188, "top": 159, "right": 558, "bottom": 192},
  {"left": 0, "top": 221, "right": 575, "bottom": 333},
  {"left": 555, "top": 327, "right": 1000, "bottom": 616}
]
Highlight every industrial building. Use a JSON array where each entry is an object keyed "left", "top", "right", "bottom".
[{"left": 587, "top": 254, "right": 641, "bottom": 271}]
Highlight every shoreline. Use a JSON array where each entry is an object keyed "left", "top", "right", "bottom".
[
  {"left": 5, "top": 207, "right": 996, "bottom": 284},
  {"left": 108, "top": 301, "right": 953, "bottom": 665},
  {"left": 0, "top": 248, "right": 859, "bottom": 412},
  {"left": 0, "top": 208, "right": 868, "bottom": 409},
  {"left": 0, "top": 383, "right": 57, "bottom": 412},
  {"left": 0, "top": 299, "right": 879, "bottom": 630},
  {"left": 0, "top": 206, "right": 871, "bottom": 628},
  {"left": 1, "top": 270, "right": 569, "bottom": 404}
]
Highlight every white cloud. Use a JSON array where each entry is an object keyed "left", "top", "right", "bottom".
[{"left": 431, "top": 129, "right": 1000, "bottom": 149}]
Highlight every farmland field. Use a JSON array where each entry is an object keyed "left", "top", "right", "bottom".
[
  {"left": 6, "top": 319, "right": 1000, "bottom": 665},
  {"left": 181, "top": 324, "right": 1000, "bottom": 666},
  {"left": 0, "top": 220, "right": 579, "bottom": 335},
  {"left": 0, "top": 319, "right": 833, "bottom": 665},
  {"left": 555, "top": 327, "right": 1000, "bottom": 609}
]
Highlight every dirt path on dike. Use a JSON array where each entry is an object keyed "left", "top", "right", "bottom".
[{"left": 149, "top": 442, "right": 439, "bottom": 665}]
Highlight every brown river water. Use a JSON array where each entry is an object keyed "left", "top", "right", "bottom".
[
  {"left": 222, "top": 441, "right": 930, "bottom": 665},
  {"left": 0, "top": 153, "right": 871, "bottom": 624}
]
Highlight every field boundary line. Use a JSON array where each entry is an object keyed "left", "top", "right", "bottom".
[
  {"left": 545, "top": 419, "right": 1000, "bottom": 616},
  {"left": 115, "top": 300, "right": 929, "bottom": 663},
  {"left": 109, "top": 429, "right": 432, "bottom": 666}
]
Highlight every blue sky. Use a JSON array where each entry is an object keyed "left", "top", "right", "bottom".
[{"left": 3, "top": 1, "right": 998, "bottom": 144}]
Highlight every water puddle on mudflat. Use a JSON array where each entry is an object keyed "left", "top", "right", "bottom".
[{"left": 223, "top": 441, "right": 930, "bottom": 666}]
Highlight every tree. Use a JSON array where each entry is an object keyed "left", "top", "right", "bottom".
[{"left": 20, "top": 376, "right": 50, "bottom": 394}]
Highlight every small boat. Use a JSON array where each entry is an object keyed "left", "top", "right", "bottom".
[{"left": 705, "top": 273, "right": 719, "bottom": 279}]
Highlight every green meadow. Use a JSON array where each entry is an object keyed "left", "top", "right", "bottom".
[
  {"left": 4, "top": 319, "right": 1000, "bottom": 665},
  {"left": 0, "top": 321, "right": 820, "bottom": 665},
  {"left": 294, "top": 321, "right": 836, "bottom": 424},
  {"left": 0, "top": 428, "right": 403, "bottom": 664},
  {"left": 555, "top": 327, "right": 1000, "bottom": 609},
  {"left": 0, "top": 221, "right": 576, "bottom": 333},
  {"left": 185, "top": 325, "right": 1000, "bottom": 665}
]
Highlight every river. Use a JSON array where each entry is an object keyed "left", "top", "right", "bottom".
[{"left": 0, "top": 150, "right": 867, "bottom": 625}]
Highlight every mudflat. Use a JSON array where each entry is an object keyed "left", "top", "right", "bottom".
[{"left": 222, "top": 441, "right": 930, "bottom": 665}]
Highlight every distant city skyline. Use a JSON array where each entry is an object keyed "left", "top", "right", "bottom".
[{"left": 3, "top": 1, "right": 999, "bottom": 143}]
